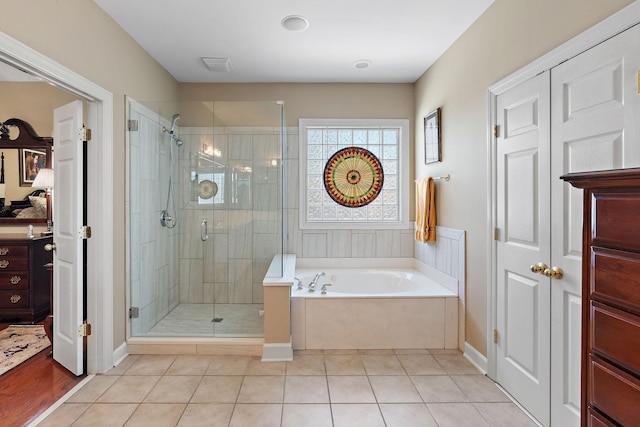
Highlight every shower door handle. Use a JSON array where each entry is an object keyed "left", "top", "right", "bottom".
[{"left": 201, "top": 219, "right": 208, "bottom": 241}]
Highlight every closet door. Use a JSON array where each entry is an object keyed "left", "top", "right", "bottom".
[
  {"left": 495, "top": 71, "right": 551, "bottom": 427},
  {"left": 550, "top": 23, "right": 640, "bottom": 427}
]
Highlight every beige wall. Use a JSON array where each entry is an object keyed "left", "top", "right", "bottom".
[
  {"left": 414, "top": 0, "right": 635, "bottom": 355},
  {"left": 0, "top": 0, "right": 180, "bottom": 349}
]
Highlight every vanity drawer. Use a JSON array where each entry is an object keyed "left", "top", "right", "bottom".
[
  {"left": 590, "top": 356, "right": 640, "bottom": 427},
  {"left": 0, "top": 290, "right": 29, "bottom": 308},
  {"left": 0, "top": 245, "right": 28, "bottom": 259},
  {"left": 591, "top": 247, "right": 640, "bottom": 311},
  {"left": 592, "top": 302, "right": 640, "bottom": 374},
  {"left": 587, "top": 409, "right": 618, "bottom": 427}
]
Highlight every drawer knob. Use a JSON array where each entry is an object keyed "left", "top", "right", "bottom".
[
  {"left": 10, "top": 294, "right": 21, "bottom": 304},
  {"left": 0, "top": 247, "right": 9, "bottom": 256},
  {"left": 0, "top": 260, "right": 9, "bottom": 269},
  {"left": 10, "top": 276, "right": 21, "bottom": 285},
  {"left": 530, "top": 263, "right": 548, "bottom": 274},
  {"left": 544, "top": 266, "right": 564, "bottom": 279}
]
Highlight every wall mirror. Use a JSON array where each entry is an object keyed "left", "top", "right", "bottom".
[{"left": 0, "top": 118, "right": 52, "bottom": 224}]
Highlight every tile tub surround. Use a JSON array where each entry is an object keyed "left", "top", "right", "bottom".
[{"left": 34, "top": 350, "right": 538, "bottom": 427}]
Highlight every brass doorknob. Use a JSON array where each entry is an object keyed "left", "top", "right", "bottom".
[
  {"left": 44, "top": 243, "right": 56, "bottom": 252},
  {"left": 543, "top": 266, "right": 564, "bottom": 279},
  {"left": 530, "top": 263, "right": 548, "bottom": 274}
]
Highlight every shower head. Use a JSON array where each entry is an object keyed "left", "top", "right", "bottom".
[
  {"left": 170, "top": 113, "right": 180, "bottom": 133},
  {"left": 174, "top": 136, "right": 184, "bottom": 147}
]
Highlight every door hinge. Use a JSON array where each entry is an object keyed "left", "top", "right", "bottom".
[
  {"left": 78, "top": 226, "right": 92, "bottom": 239},
  {"left": 78, "top": 322, "right": 92, "bottom": 337},
  {"left": 494, "top": 227, "right": 499, "bottom": 241},
  {"left": 80, "top": 126, "right": 92, "bottom": 141},
  {"left": 129, "top": 307, "right": 140, "bottom": 318},
  {"left": 128, "top": 119, "right": 139, "bottom": 131},
  {"left": 493, "top": 329, "right": 499, "bottom": 343},
  {"left": 493, "top": 124, "right": 500, "bottom": 138}
]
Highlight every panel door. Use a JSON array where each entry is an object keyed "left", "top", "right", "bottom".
[
  {"left": 496, "top": 71, "right": 551, "bottom": 426},
  {"left": 52, "top": 100, "right": 84, "bottom": 375},
  {"left": 550, "top": 23, "right": 640, "bottom": 427}
]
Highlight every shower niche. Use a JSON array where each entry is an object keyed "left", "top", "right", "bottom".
[{"left": 127, "top": 99, "right": 284, "bottom": 339}]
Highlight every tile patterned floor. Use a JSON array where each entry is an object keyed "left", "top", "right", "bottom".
[{"left": 34, "top": 349, "right": 539, "bottom": 427}]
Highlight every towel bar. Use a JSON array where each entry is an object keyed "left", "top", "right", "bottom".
[{"left": 416, "top": 174, "right": 450, "bottom": 182}]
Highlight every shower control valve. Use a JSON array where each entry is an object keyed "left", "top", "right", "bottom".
[{"left": 321, "top": 283, "right": 332, "bottom": 295}]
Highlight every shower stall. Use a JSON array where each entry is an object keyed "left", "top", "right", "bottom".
[{"left": 127, "top": 99, "right": 285, "bottom": 338}]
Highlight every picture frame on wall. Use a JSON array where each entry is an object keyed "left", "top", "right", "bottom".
[
  {"left": 19, "top": 148, "right": 46, "bottom": 187},
  {"left": 424, "top": 108, "right": 442, "bottom": 164}
]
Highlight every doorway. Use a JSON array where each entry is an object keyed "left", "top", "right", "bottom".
[{"left": 0, "top": 30, "right": 114, "bottom": 375}]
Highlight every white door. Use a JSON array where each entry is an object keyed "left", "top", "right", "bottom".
[
  {"left": 495, "top": 71, "right": 551, "bottom": 426},
  {"left": 549, "top": 23, "right": 640, "bottom": 426},
  {"left": 52, "top": 100, "right": 84, "bottom": 375}
]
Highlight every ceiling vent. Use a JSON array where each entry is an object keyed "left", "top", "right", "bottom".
[{"left": 202, "top": 57, "right": 232, "bottom": 72}]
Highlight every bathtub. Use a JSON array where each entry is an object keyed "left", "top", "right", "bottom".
[{"left": 291, "top": 264, "right": 459, "bottom": 350}]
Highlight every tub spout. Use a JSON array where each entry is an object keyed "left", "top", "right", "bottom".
[{"left": 308, "top": 272, "right": 325, "bottom": 291}]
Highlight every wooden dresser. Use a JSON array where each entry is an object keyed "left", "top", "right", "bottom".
[
  {"left": 562, "top": 168, "right": 640, "bottom": 427},
  {"left": 0, "top": 234, "right": 52, "bottom": 323}
]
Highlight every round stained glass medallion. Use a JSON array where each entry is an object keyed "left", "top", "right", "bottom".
[{"left": 323, "top": 147, "right": 384, "bottom": 208}]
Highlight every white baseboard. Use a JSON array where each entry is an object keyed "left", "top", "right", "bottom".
[
  {"left": 112, "top": 341, "right": 129, "bottom": 369},
  {"left": 464, "top": 341, "right": 488, "bottom": 375},
  {"left": 262, "top": 341, "right": 293, "bottom": 362}
]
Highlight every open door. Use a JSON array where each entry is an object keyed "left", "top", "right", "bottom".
[{"left": 52, "top": 100, "right": 84, "bottom": 375}]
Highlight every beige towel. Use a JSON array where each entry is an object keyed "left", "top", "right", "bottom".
[{"left": 415, "top": 177, "right": 436, "bottom": 243}]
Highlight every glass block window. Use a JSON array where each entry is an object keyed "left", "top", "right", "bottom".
[{"left": 299, "top": 119, "right": 410, "bottom": 230}]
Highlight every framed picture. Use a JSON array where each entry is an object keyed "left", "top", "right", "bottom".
[
  {"left": 424, "top": 108, "right": 442, "bottom": 164},
  {"left": 19, "top": 148, "right": 47, "bottom": 187}
]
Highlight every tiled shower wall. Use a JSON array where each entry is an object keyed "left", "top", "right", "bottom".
[
  {"left": 284, "top": 129, "right": 414, "bottom": 258},
  {"left": 177, "top": 127, "right": 282, "bottom": 305},
  {"left": 128, "top": 102, "right": 180, "bottom": 335}
]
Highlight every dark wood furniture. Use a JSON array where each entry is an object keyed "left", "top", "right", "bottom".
[
  {"left": 0, "top": 234, "right": 52, "bottom": 323},
  {"left": 0, "top": 118, "right": 53, "bottom": 224},
  {"left": 562, "top": 168, "right": 640, "bottom": 427}
]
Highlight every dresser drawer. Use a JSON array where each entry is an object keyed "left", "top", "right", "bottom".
[
  {"left": 0, "top": 290, "right": 29, "bottom": 308},
  {"left": 592, "top": 191, "right": 640, "bottom": 251},
  {"left": 0, "top": 245, "right": 28, "bottom": 258},
  {"left": 588, "top": 408, "right": 619, "bottom": 427},
  {"left": 0, "top": 257, "right": 28, "bottom": 271},
  {"left": 0, "top": 272, "right": 28, "bottom": 290},
  {"left": 591, "top": 247, "right": 640, "bottom": 311},
  {"left": 592, "top": 302, "right": 640, "bottom": 374},
  {"left": 590, "top": 356, "right": 640, "bottom": 427}
]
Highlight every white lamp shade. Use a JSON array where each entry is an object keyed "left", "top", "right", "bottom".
[{"left": 32, "top": 168, "right": 54, "bottom": 189}]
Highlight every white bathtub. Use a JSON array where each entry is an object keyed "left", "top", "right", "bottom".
[{"left": 291, "top": 265, "right": 459, "bottom": 350}]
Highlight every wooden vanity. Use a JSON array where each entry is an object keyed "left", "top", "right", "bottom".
[{"left": 0, "top": 234, "right": 52, "bottom": 323}]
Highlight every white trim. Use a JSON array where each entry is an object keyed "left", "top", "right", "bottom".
[
  {"left": 0, "top": 30, "right": 114, "bottom": 374},
  {"left": 486, "top": 2, "right": 640, "bottom": 379},
  {"left": 464, "top": 341, "right": 488, "bottom": 375},
  {"left": 298, "top": 118, "right": 410, "bottom": 230},
  {"left": 262, "top": 341, "right": 294, "bottom": 362},
  {"left": 112, "top": 341, "right": 129, "bottom": 368}
]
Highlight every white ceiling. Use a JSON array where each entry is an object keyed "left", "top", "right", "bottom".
[{"left": 94, "top": 0, "right": 493, "bottom": 83}]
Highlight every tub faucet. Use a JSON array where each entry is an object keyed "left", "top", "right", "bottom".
[
  {"left": 308, "top": 272, "right": 325, "bottom": 291},
  {"left": 294, "top": 277, "right": 303, "bottom": 290}
]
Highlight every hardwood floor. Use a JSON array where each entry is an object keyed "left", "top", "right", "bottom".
[{"left": 0, "top": 322, "right": 85, "bottom": 427}]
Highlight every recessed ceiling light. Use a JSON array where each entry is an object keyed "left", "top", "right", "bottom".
[
  {"left": 354, "top": 60, "right": 372, "bottom": 69},
  {"left": 281, "top": 15, "right": 309, "bottom": 32},
  {"left": 202, "top": 57, "right": 232, "bottom": 72}
]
